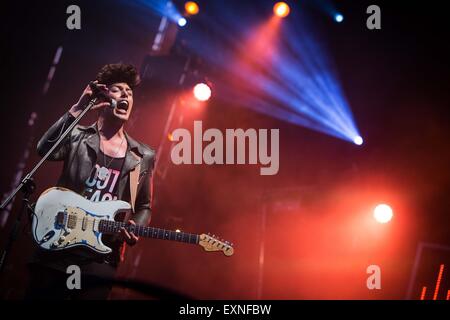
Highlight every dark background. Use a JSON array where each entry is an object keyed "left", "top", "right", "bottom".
[{"left": 0, "top": 0, "right": 449, "bottom": 299}]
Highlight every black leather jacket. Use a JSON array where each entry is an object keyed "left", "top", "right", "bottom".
[{"left": 37, "top": 112, "right": 156, "bottom": 226}]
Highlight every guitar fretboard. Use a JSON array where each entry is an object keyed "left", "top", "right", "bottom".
[{"left": 98, "top": 220, "right": 199, "bottom": 244}]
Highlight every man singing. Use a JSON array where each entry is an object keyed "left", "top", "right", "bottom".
[{"left": 26, "top": 63, "right": 156, "bottom": 299}]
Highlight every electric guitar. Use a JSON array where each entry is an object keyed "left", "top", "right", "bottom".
[{"left": 31, "top": 187, "right": 234, "bottom": 256}]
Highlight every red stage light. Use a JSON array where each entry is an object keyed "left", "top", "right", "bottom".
[
  {"left": 193, "top": 83, "right": 212, "bottom": 102},
  {"left": 373, "top": 204, "right": 393, "bottom": 223},
  {"left": 420, "top": 286, "right": 427, "bottom": 300},
  {"left": 433, "top": 264, "right": 445, "bottom": 300}
]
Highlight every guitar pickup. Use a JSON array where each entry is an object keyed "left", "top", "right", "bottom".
[
  {"left": 82, "top": 216, "right": 88, "bottom": 231},
  {"left": 55, "top": 211, "right": 67, "bottom": 229}
]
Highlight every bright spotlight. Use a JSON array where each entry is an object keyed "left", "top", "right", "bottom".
[
  {"left": 185, "top": 1, "right": 199, "bottom": 15},
  {"left": 353, "top": 136, "right": 363, "bottom": 145},
  {"left": 178, "top": 17, "right": 187, "bottom": 27},
  {"left": 274, "top": 2, "right": 290, "bottom": 18},
  {"left": 335, "top": 14, "right": 344, "bottom": 23},
  {"left": 193, "top": 83, "right": 212, "bottom": 101},
  {"left": 374, "top": 204, "right": 393, "bottom": 224}
]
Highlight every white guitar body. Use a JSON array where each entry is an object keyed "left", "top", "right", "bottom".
[
  {"left": 32, "top": 187, "right": 131, "bottom": 253},
  {"left": 31, "top": 187, "right": 234, "bottom": 256}
]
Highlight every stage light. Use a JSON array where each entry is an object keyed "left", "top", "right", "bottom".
[
  {"left": 373, "top": 204, "right": 393, "bottom": 223},
  {"left": 181, "top": 3, "right": 362, "bottom": 144},
  {"left": 185, "top": 1, "right": 199, "bottom": 15},
  {"left": 178, "top": 17, "right": 187, "bottom": 27},
  {"left": 134, "top": 1, "right": 185, "bottom": 27},
  {"left": 353, "top": 136, "right": 363, "bottom": 145},
  {"left": 274, "top": 2, "right": 290, "bottom": 18},
  {"left": 176, "top": 229, "right": 181, "bottom": 233},
  {"left": 335, "top": 14, "right": 344, "bottom": 23},
  {"left": 193, "top": 83, "right": 212, "bottom": 101}
]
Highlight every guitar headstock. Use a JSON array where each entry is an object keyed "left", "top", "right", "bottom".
[{"left": 198, "top": 233, "right": 234, "bottom": 256}]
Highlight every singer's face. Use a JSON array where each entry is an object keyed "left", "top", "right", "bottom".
[{"left": 104, "top": 82, "right": 134, "bottom": 121}]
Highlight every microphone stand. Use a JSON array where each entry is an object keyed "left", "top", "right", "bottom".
[{"left": 0, "top": 97, "right": 98, "bottom": 275}]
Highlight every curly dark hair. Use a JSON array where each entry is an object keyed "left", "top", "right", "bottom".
[{"left": 96, "top": 63, "right": 141, "bottom": 88}]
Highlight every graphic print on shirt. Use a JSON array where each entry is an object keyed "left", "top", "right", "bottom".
[{"left": 83, "top": 155, "right": 124, "bottom": 202}]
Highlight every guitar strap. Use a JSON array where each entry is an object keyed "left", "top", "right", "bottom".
[
  {"left": 120, "top": 149, "right": 141, "bottom": 262},
  {"left": 129, "top": 150, "right": 141, "bottom": 214}
]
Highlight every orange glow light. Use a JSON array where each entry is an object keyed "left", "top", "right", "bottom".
[
  {"left": 168, "top": 132, "right": 174, "bottom": 141},
  {"left": 433, "top": 264, "right": 444, "bottom": 300},
  {"left": 420, "top": 286, "right": 427, "bottom": 300},
  {"left": 185, "top": 1, "right": 199, "bottom": 15},
  {"left": 273, "top": 2, "right": 290, "bottom": 18}
]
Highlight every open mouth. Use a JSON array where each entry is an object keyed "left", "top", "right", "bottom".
[{"left": 116, "top": 100, "right": 129, "bottom": 114}]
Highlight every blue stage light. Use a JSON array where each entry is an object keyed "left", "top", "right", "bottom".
[
  {"left": 335, "top": 14, "right": 344, "bottom": 23},
  {"left": 131, "top": 0, "right": 185, "bottom": 26},
  {"left": 166, "top": 3, "right": 362, "bottom": 145},
  {"left": 353, "top": 136, "right": 363, "bottom": 146},
  {"left": 178, "top": 17, "right": 187, "bottom": 27}
]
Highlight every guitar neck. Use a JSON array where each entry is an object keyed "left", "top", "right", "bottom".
[{"left": 98, "top": 220, "right": 200, "bottom": 245}]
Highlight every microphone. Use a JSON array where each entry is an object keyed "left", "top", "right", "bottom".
[{"left": 89, "top": 82, "right": 117, "bottom": 108}]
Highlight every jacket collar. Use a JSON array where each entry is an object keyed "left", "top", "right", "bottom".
[
  {"left": 81, "top": 123, "right": 143, "bottom": 184},
  {"left": 80, "top": 122, "right": 146, "bottom": 158}
]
